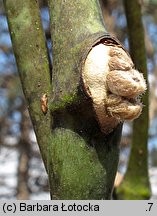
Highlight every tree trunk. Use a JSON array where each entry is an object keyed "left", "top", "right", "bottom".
[
  {"left": 4, "top": 0, "right": 123, "bottom": 199},
  {"left": 117, "top": 0, "right": 151, "bottom": 199},
  {"left": 47, "top": 0, "right": 124, "bottom": 200}
]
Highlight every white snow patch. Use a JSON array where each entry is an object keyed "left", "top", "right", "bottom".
[{"left": 30, "top": 192, "right": 50, "bottom": 200}]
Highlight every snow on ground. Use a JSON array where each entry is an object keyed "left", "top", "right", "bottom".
[{"left": 30, "top": 192, "right": 50, "bottom": 200}]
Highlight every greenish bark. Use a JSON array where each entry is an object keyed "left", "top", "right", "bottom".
[
  {"left": 48, "top": 100, "right": 122, "bottom": 199},
  {"left": 48, "top": 0, "right": 123, "bottom": 199},
  {"left": 48, "top": 0, "right": 108, "bottom": 109},
  {"left": 145, "top": 0, "right": 157, "bottom": 4},
  {"left": 117, "top": 0, "right": 151, "bottom": 199},
  {"left": 4, "top": 0, "right": 52, "bottom": 166},
  {"left": 4, "top": 0, "right": 123, "bottom": 199}
]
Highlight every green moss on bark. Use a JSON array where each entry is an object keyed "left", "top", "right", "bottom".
[
  {"left": 48, "top": 129, "right": 107, "bottom": 200},
  {"left": 48, "top": 125, "right": 122, "bottom": 200}
]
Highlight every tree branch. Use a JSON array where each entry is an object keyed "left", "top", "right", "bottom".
[{"left": 4, "top": 0, "right": 52, "bottom": 166}]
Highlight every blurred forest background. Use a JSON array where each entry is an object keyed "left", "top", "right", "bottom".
[{"left": 0, "top": 0, "right": 157, "bottom": 199}]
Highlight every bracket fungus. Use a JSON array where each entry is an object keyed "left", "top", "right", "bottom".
[{"left": 82, "top": 42, "right": 146, "bottom": 134}]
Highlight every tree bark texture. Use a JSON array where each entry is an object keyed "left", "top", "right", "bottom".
[
  {"left": 4, "top": 0, "right": 52, "bottom": 167},
  {"left": 49, "top": 0, "right": 108, "bottom": 110},
  {"left": 4, "top": 0, "right": 123, "bottom": 199},
  {"left": 47, "top": 0, "right": 123, "bottom": 199},
  {"left": 117, "top": 0, "right": 151, "bottom": 199}
]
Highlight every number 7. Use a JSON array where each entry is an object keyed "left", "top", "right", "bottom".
[{"left": 148, "top": 203, "right": 153, "bottom": 211}]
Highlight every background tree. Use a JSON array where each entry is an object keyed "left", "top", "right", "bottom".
[{"left": 116, "top": 0, "right": 151, "bottom": 199}]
